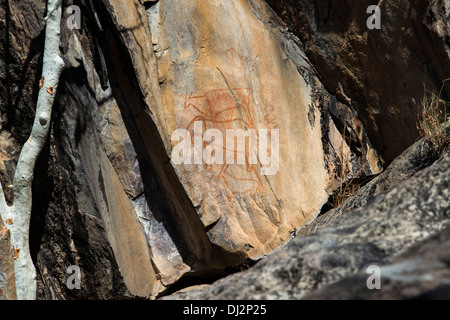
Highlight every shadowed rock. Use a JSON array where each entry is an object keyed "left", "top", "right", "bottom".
[{"left": 162, "top": 143, "right": 449, "bottom": 299}]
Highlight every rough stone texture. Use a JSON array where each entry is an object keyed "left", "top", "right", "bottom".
[
  {"left": 299, "top": 134, "right": 446, "bottom": 236},
  {"left": 0, "top": 0, "right": 45, "bottom": 147},
  {"left": 265, "top": 0, "right": 450, "bottom": 163},
  {"left": 0, "top": 1, "right": 144, "bottom": 299},
  {"left": 127, "top": 0, "right": 381, "bottom": 263},
  {"left": 303, "top": 224, "right": 450, "bottom": 300},
  {"left": 0, "top": 217, "right": 16, "bottom": 300},
  {"left": 31, "top": 117, "right": 129, "bottom": 299},
  {"left": 0, "top": 0, "right": 449, "bottom": 300},
  {"left": 83, "top": 0, "right": 382, "bottom": 294},
  {"left": 162, "top": 144, "right": 450, "bottom": 299},
  {"left": 0, "top": 0, "right": 44, "bottom": 300}
]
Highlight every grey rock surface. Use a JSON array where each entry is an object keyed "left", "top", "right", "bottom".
[
  {"left": 1, "top": 0, "right": 449, "bottom": 300},
  {"left": 0, "top": 218, "right": 16, "bottom": 300},
  {"left": 303, "top": 223, "right": 450, "bottom": 300},
  {"left": 300, "top": 136, "right": 446, "bottom": 236},
  {"left": 265, "top": 0, "right": 450, "bottom": 163},
  {"left": 163, "top": 143, "right": 450, "bottom": 299}
]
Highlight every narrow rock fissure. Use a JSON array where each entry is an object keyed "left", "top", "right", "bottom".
[
  {"left": 160, "top": 257, "right": 259, "bottom": 297},
  {"left": 96, "top": 0, "right": 247, "bottom": 279}
]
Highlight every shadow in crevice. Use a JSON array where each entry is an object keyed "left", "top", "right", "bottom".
[
  {"left": 2, "top": 0, "right": 13, "bottom": 128},
  {"left": 99, "top": 34, "right": 192, "bottom": 267},
  {"left": 94, "top": 0, "right": 246, "bottom": 279},
  {"left": 29, "top": 64, "right": 91, "bottom": 265},
  {"left": 29, "top": 132, "right": 52, "bottom": 265},
  {"left": 83, "top": 0, "right": 192, "bottom": 269},
  {"left": 30, "top": 63, "right": 129, "bottom": 299},
  {"left": 1, "top": 0, "right": 45, "bottom": 144},
  {"left": 161, "top": 257, "right": 259, "bottom": 297}
]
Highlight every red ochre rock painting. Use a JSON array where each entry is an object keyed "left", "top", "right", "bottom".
[{"left": 175, "top": 84, "right": 279, "bottom": 198}]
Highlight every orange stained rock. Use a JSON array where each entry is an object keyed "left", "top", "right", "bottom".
[{"left": 13, "top": 248, "right": 20, "bottom": 260}]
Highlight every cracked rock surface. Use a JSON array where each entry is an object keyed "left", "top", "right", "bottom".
[{"left": 1, "top": 0, "right": 449, "bottom": 299}]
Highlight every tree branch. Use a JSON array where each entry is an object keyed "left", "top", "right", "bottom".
[{"left": 8, "top": 0, "right": 64, "bottom": 300}]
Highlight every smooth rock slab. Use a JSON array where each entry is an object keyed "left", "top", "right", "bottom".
[{"left": 146, "top": 0, "right": 381, "bottom": 260}]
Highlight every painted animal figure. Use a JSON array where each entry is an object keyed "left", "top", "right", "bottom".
[{"left": 178, "top": 88, "right": 264, "bottom": 196}]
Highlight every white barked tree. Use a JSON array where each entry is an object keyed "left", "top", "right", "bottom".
[{"left": 0, "top": 0, "right": 65, "bottom": 300}]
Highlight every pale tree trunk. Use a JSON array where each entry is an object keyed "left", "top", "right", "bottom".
[{"left": 0, "top": 0, "right": 64, "bottom": 300}]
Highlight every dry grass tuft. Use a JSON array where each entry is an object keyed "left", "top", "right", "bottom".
[
  {"left": 416, "top": 86, "right": 450, "bottom": 148},
  {"left": 330, "top": 124, "right": 369, "bottom": 209}
]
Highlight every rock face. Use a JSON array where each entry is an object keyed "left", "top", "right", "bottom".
[
  {"left": 0, "top": 217, "right": 16, "bottom": 300},
  {"left": 303, "top": 223, "right": 450, "bottom": 300},
  {"left": 96, "top": 0, "right": 386, "bottom": 293},
  {"left": 162, "top": 140, "right": 450, "bottom": 300},
  {"left": 266, "top": 0, "right": 450, "bottom": 164},
  {"left": 144, "top": 0, "right": 381, "bottom": 261},
  {"left": 0, "top": 0, "right": 448, "bottom": 300},
  {"left": 299, "top": 135, "right": 446, "bottom": 236}
]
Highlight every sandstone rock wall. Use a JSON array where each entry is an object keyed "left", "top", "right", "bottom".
[
  {"left": 95, "top": 0, "right": 382, "bottom": 295},
  {"left": 0, "top": 0, "right": 448, "bottom": 299}
]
